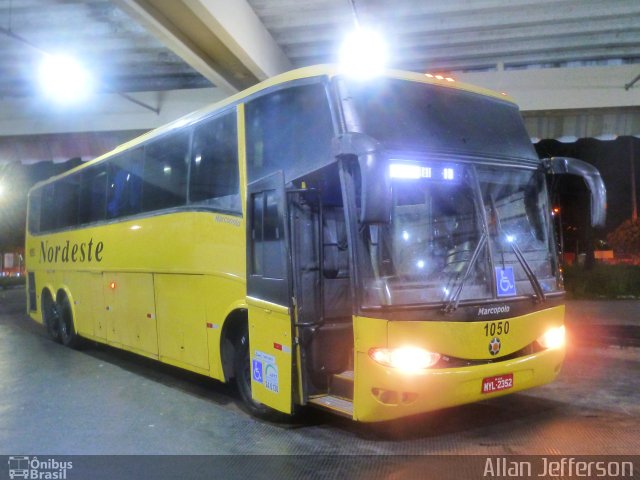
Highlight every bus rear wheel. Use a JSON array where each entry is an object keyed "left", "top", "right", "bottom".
[
  {"left": 58, "top": 296, "right": 82, "bottom": 349},
  {"left": 43, "top": 294, "right": 61, "bottom": 343},
  {"left": 234, "top": 328, "right": 279, "bottom": 419}
]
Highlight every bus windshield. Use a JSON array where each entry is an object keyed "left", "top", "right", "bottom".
[
  {"left": 341, "top": 77, "right": 536, "bottom": 162},
  {"left": 359, "top": 163, "right": 559, "bottom": 309},
  {"left": 360, "top": 163, "right": 487, "bottom": 307}
]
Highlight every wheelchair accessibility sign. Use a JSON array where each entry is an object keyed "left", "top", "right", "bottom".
[
  {"left": 252, "top": 359, "right": 263, "bottom": 383},
  {"left": 495, "top": 266, "right": 516, "bottom": 297}
]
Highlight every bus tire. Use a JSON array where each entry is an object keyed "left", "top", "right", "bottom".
[
  {"left": 234, "top": 327, "right": 280, "bottom": 420},
  {"left": 43, "top": 293, "right": 61, "bottom": 343},
  {"left": 58, "top": 296, "right": 82, "bottom": 349}
]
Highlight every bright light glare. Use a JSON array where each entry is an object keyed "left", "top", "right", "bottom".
[
  {"left": 339, "top": 28, "right": 388, "bottom": 79},
  {"left": 390, "top": 163, "right": 420, "bottom": 179},
  {"left": 39, "top": 54, "right": 92, "bottom": 102},
  {"left": 506, "top": 235, "right": 515, "bottom": 243},
  {"left": 369, "top": 347, "right": 441, "bottom": 373},
  {"left": 537, "top": 325, "right": 566, "bottom": 350},
  {"left": 416, "top": 260, "right": 425, "bottom": 269},
  {"left": 442, "top": 168, "right": 455, "bottom": 180},
  {"left": 402, "top": 230, "right": 410, "bottom": 241},
  {"left": 390, "top": 163, "right": 432, "bottom": 179}
]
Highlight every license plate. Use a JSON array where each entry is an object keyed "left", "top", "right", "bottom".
[{"left": 481, "top": 373, "right": 513, "bottom": 394}]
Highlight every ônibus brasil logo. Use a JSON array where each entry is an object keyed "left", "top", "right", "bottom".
[{"left": 8, "top": 456, "right": 73, "bottom": 479}]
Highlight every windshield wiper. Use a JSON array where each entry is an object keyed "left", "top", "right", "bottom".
[
  {"left": 508, "top": 239, "right": 546, "bottom": 302},
  {"left": 443, "top": 232, "right": 488, "bottom": 313},
  {"left": 489, "top": 195, "right": 546, "bottom": 303}
]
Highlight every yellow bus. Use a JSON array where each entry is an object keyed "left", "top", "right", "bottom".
[{"left": 25, "top": 65, "right": 606, "bottom": 422}]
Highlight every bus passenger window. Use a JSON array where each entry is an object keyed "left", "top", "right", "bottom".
[
  {"left": 246, "top": 83, "right": 334, "bottom": 183},
  {"left": 54, "top": 176, "right": 80, "bottom": 229},
  {"left": 27, "top": 189, "right": 42, "bottom": 234},
  {"left": 143, "top": 131, "right": 190, "bottom": 212},
  {"left": 190, "top": 111, "right": 240, "bottom": 212},
  {"left": 40, "top": 184, "right": 56, "bottom": 232},
  {"left": 107, "top": 148, "right": 143, "bottom": 219},
  {"left": 79, "top": 166, "right": 107, "bottom": 224}
]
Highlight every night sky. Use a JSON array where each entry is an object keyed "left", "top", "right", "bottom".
[{"left": 1, "top": 136, "right": 638, "bottom": 253}]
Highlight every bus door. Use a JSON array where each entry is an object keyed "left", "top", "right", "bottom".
[{"left": 246, "top": 171, "right": 295, "bottom": 414}]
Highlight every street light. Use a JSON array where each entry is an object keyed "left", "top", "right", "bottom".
[
  {"left": 339, "top": 28, "right": 388, "bottom": 79},
  {"left": 38, "top": 54, "right": 93, "bottom": 103},
  {"left": 339, "top": 0, "right": 388, "bottom": 79}
]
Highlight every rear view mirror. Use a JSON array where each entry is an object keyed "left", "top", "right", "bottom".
[
  {"left": 542, "top": 157, "right": 607, "bottom": 228},
  {"left": 333, "top": 133, "right": 392, "bottom": 224}
]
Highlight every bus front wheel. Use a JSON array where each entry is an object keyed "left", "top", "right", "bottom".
[
  {"left": 58, "top": 296, "right": 82, "bottom": 349},
  {"left": 234, "top": 328, "right": 279, "bottom": 419}
]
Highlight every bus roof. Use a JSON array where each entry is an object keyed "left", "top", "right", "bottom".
[{"left": 29, "top": 64, "right": 517, "bottom": 192}]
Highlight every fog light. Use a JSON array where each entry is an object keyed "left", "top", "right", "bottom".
[
  {"left": 369, "top": 346, "right": 440, "bottom": 373},
  {"left": 537, "top": 325, "right": 565, "bottom": 350}
]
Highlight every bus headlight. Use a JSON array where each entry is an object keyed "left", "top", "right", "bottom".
[
  {"left": 369, "top": 346, "right": 441, "bottom": 372},
  {"left": 537, "top": 325, "right": 566, "bottom": 350}
]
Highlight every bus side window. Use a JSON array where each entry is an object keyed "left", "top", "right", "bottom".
[
  {"left": 28, "top": 188, "right": 42, "bottom": 234},
  {"left": 246, "top": 82, "right": 334, "bottom": 183},
  {"left": 143, "top": 131, "right": 190, "bottom": 212},
  {"left": 79, "top": 165, "right": 107, "bottom": 224},
  {"left": 107, "top": 148, "right": 143, "bottom": 219},
  {"left": 54, "top": 175, "right": 81, "bottom": 229},
  {"left": 189, "top": 110, "right": 240, "bottom": 212},
  {"left": 40, "top": 184, "right": 56, "bottom": 232}
]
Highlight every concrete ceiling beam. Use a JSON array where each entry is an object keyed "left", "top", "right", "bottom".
[
  {"left": 114, "top": 0, "right": 290, "bottom": 95},
  {"left": 184, "top": 0, "right": 292, "bottom": 81}
]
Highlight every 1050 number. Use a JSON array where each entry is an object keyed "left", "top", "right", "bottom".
[{"left": 484, "top": 321, "right": 510, "bottom": 337}]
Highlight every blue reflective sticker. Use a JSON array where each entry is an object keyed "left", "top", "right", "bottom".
[
  {"left": 495, "top": 266, "right": 517, "bottom": 297},
  {"left": 252, "top": 359, "right": 263, "bottom": 383}
]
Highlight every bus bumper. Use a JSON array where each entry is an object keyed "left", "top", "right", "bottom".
[{"left": 352, "top": 345, "right": 565, "bottom": 423}]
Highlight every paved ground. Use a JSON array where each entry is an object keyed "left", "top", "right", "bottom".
[
  {"left": 565, "top": 299, "right": 640, "bottom": 348},
  {"left": 0, "top": 287, "right": 638, "bottom": 475}
]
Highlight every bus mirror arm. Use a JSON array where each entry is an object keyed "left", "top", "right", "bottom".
[
  {"left": 332, "top": 133, "right": 392, "bottom": 224},
  {"left": 542, "top": 157, "right": 607, "bottom": 228}
]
